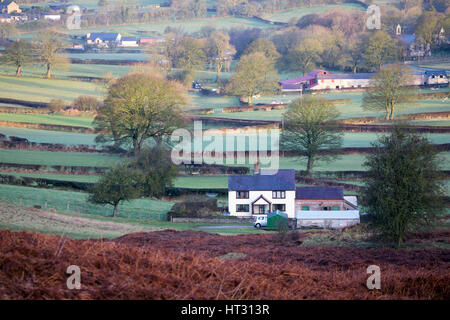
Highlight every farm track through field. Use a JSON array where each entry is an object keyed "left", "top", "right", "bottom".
[{"left": 0, "top": 228, "right": 448, "bottom": 299}]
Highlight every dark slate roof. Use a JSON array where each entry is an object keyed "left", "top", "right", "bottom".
[
  {"left": 398, "top": 34, "right": 416, "bottom": 45},
  {"left": 122, "top": 37, "right": 137, "bottom": 42},
  {"left": 281, "top": 83, "right": 302, "bottom": 90},
  {"left": 48, "top": 3, "right": 70, "bottom": 10},
  {"left": 0, "top": 1, "right": 13, "bottom": 7},
  {"left": 295, "top": 187, "right": 343, "bottom": 200},
  {"left": 425, "top": 70, "right": 448, "bottom": 76},
  {"left": 87, "top": 33, "right": 120, "bottom": 41},
  {"left": 228, "top": 169, "right": 295, "bottom": 191}
]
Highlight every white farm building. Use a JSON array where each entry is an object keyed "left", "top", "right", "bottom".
[{"left": 280, "top": 69, "right": 449, "bottom": 92}]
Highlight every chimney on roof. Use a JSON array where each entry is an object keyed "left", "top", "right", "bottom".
[{"left": 254, "top": 160, "right": 260, "bottom": 175}]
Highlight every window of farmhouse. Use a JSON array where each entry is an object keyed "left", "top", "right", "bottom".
[
  {"left": 236, "top": 204, "right": 249, "bottom": 212},
  {"left": 273, "top": 204, "right": 286, "bottom": 212},
  {"left": 236, "top": 191, "right": 249, "bottom": 199},
  {"left": 332, "top": 206, "right": 340, "bottom": 211},
  {"left": 272, "top": 191, "right": 285, "bottom": 199},
  {"left": 301, "top": 206, "right": 309, "bottom": 211}
]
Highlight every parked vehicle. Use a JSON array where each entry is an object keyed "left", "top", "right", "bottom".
[
  {"left": 192, "top": 81, "right": 202, "bottom": 89},
  {"left": 253, "top": 215, "right": 267, "bottom": 229}
]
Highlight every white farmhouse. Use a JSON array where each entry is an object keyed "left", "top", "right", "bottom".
[
  {"left": 86, "top": 32, "right": 122, "bottom": 48},
  {"left": 423, "top": 70, "right": 449, "bottom": 87},
  {"left": 228, "top": 167, "right": 361, "bottom": 229},
  {"left": 228, "top": 168, "right": 297, "bottom": 218},
  {"left": 43, "top": 14, "right": 61, "bottom": 21}
]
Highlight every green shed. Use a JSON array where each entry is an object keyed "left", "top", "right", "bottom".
[{"left": 267, "top": 210, "right": 289, "bottom": 229}]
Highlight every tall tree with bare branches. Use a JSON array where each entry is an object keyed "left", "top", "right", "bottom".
[
  {"left": 282, "top": 96, "right": 343, "bottom": 177},
  {"left": 35, "top": 31, "right": 69, "bottom": 78},
  {"left": 363, "top": 64, "right": 418, "bottom": 120},
  {"left": 1, "top": 40, "right": 33, "bottom": 77}
]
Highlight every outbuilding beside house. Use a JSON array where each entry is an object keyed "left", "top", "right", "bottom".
[
  {"left": 120, "top": 37, "right": 139, "bottom": 47},
  {"left": 296, "top": 210, "right": 360, "bottom": 229}
]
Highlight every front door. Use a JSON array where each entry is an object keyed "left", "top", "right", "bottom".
[{"left": 255, "top": 205, "right": 267, "bottom": 214}]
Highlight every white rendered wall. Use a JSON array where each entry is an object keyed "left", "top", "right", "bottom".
[{"left": 228, "top": 190, "right": 296, "bottom": 218}]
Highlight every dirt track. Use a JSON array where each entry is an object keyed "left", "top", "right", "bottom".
[{"left": 0, "top": 229, "right": 449, "bottom": 299}]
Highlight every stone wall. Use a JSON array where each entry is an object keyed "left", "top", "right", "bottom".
[{"left": 171, "top": 217, "right": 254, "bottom": 224}]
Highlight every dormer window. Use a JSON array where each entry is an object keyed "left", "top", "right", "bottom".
[
  {"left": 236, "top": 191, "right": 249, "bottom": 199},
  {"left": 272, "top": 191, "right": 285, "bottom": 199}
]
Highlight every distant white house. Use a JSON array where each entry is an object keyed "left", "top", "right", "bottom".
[
  {"left": 280, "top": 68, "right": 449, "bottom": 92},
  {"left": 423, "top": 70, "right": 449, "bottom": 87},
  {"left": 43, "top": 14, "right": 61, "bottom": 21},
  {"left": 396, "top": 24, "right": 431, "bottom": 60},
  {"left": 86, "top": 32, "right": 122, "bottom": 48},
  {"left": 228, "top": 168, "right": 297, "bottom": 218},
  {"left": 228, "top": 165, "right": 360, "bottom": 228},
  {"left": 280, "top": 70, "right": 373, "bottom": 92},
  {"left": 120, "top": 36, "right": 138, "bottom": 47}
]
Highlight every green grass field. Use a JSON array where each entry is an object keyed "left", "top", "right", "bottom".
[
  {"left": 0, "top": 75, "right": 105, "bottom": 103},
  {"left": 261, "top": 3, "right": 365, "bottom": 23},
  {"left": 0, "top": 113, "right": 94, "bottom": 128},
  {"left": 199, "top": 152, "right": 450, "bottom": 171},
  {"left": 0, "top": 199, "right": 261, "bottom": 239},
  {"left": 0, "top": 149, "right": 122, "bottom": 167},
  {"left": 21, "top": 0, "right": 163, "bottom": 10},
  {"left": 0, "top": 126, "right": 99, "bottom": 145},
  {"left": 174, "top": 175, "right": 228, "bottom": 189},
  {"left": 63, "top": 16, "right": 274, "bottom": 37},
  {"left": 188, "top": 92, "right": 241, "bottom": 110},
  {"left": 206, "top": 93, "right": 450, "bottom": 121},
  {"left": 0, "top": 171, "right": 99, "bottom": 183},
  {"left": 197, "top": 130, "right": 450, "bottom": 150},
  {"left": 0, "top": 64, "right": 131, "bottom": 80},
  {"left": 0, "top": 184, "right": 173, "bottom": 220},
  {"left": 67, "top": 52, "right": 147, "bottom": 61}
]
